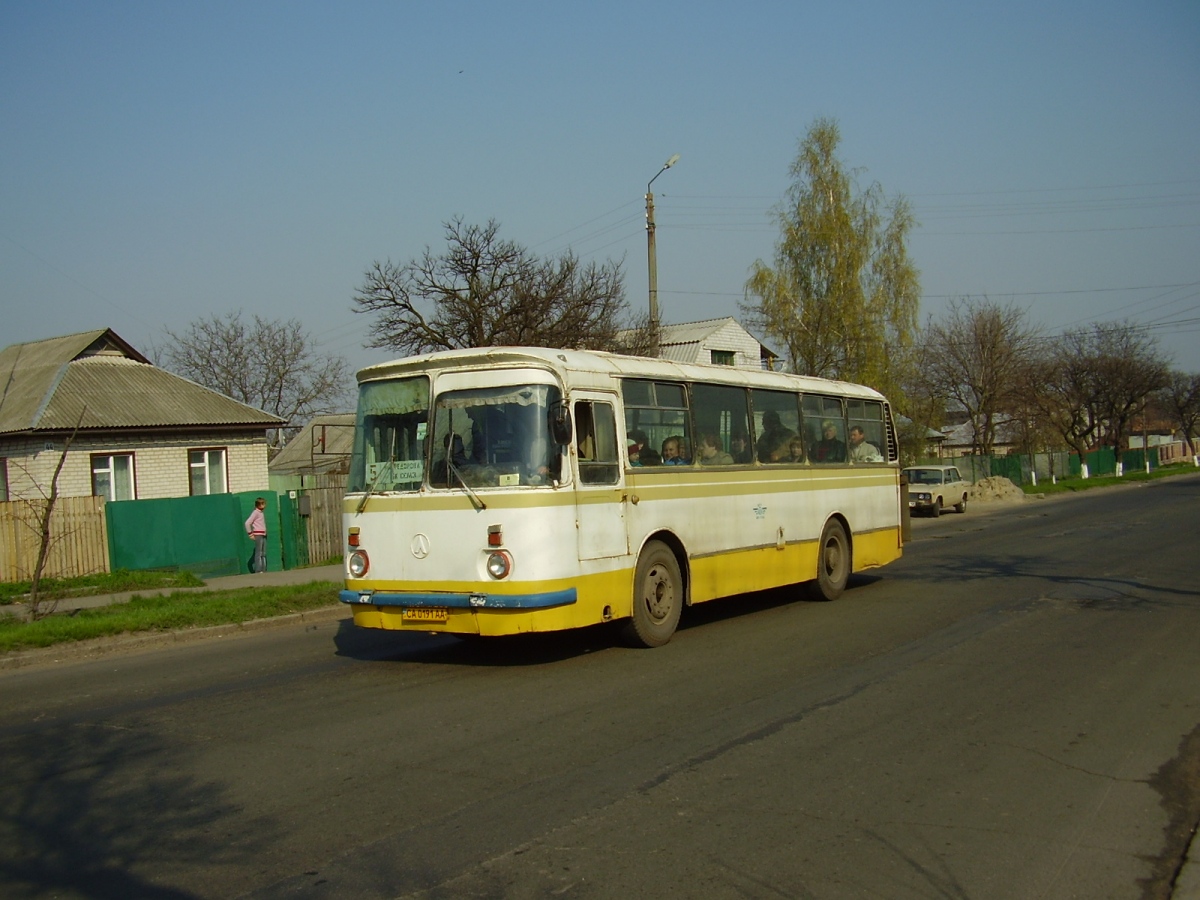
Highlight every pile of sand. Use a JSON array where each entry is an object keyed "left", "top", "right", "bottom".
[{"left": 968, "top": 476, "right": 1027, "bottom": 503}]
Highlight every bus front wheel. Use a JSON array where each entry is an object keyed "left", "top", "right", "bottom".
[
  {"left": 625, "top": 541, "right": 683, "bottom": 648},
  {"left": 807, "top": 519, "right": 850, "bottom": 602}
]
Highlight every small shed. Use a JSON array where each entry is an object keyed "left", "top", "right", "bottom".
[{"left": 268, "top": 413, "right": 355, "bottom": 493}]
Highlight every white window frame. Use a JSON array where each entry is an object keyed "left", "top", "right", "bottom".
[
  {"left": 91, "top": 453, "right": 136, "bottom": 501},
  {"left": 189, "top": 448, "right": 228, "bottom": 495}
]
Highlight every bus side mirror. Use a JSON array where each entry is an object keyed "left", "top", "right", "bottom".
[{"left": 550, "top": 403, "right": 573, "bottom": 445}]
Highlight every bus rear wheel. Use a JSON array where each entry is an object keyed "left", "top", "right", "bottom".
[
  {"left": 807, "top": 519, "right": 850, "bottom": 602},
  {"left": 624, "top": 541, "right": 683, "bottom": 648}
]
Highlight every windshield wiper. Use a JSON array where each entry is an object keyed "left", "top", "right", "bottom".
[
  {"left": 356, "top": 458, "right": 393, "bottom": 513},
  {"left": 446, "top": 458, "right": 487, "bottom": 511}
]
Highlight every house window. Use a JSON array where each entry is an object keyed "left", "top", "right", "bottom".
[
  {"left": 189, "top": 448, "right": 228, "bottom": 495},
  {"left": 91, "top": 453, "right": 136, "bottom": 501},
  {"left": 710, "top": 349, "right": 735, "bottom": 366},
  {"left": 0, "top": 458, "right": 8, "bottom": 502}
]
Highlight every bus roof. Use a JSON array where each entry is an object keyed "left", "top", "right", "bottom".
[{"left": 356, "top": 346, "right": 887, "bottom": 401}]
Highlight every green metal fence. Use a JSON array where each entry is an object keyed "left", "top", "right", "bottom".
[
  {"left": 106, "top": 492, "right": 282, "bottom": 577},
  {"left": 279, "top": 492, "right": 309, "bottom": 569},
  {"left": 919, "top": 446, "right": 1160, "bottom": 487}
]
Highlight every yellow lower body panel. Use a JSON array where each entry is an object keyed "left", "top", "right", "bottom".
[
  {"left": 350, "top": 567, "right": 634, "bottom": 637},
  {"left": 349, "top": 525, "right": 901, "bottom": 638}
]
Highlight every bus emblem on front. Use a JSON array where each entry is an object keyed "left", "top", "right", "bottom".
[{"left": 411, "top": 533, "right": 430, "bottom": 559}]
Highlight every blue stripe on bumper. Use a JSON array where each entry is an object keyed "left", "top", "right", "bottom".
[{"left": 339, "top": 587, "right": 577, "bottom": 610}]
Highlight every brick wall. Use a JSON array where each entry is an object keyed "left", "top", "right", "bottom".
[{"left": 0, "top": 432, "right": 270, "bottom": 501}]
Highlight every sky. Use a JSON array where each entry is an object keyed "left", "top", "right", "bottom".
[{"left": 3, "top": 1, "right": 1198, "bottom": 388}]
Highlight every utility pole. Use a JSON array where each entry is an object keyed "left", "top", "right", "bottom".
[{"left": 645, "top": 154, "right": 680, "bottom": 332}]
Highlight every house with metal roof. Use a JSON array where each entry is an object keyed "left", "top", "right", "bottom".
[
  {"left": 937, "top": 415, "right": 1023, "bottom": 458},
  {"left": 619, "top": 317, "right": 778, "bottom": 369},
  {"left": 0, "top": 329, "right": 284, "bottom": 502}
]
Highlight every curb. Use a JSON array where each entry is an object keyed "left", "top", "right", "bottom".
[
  {"left": 0, "top": 605, "right": 348, "bottom": 671},
  {"left": 1176, "top": 825, "right": 1200, "bottom": 899}
]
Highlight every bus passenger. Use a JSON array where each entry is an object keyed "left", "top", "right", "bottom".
[
  {"left": 848, "top": 426, "right": 881, "bottom": 462},
  {"left": 757, "top": 411, "right": 795, "bottom": 462},
  {"left": 730, "top": 431, "right": 753, "bottom": 464},
  {"left": 627, "top": 430, "right": 649, "bottom": 466},
  {"left": 786, "top": 435, "right": 806, "bottom": 462},
  {"left": 697, "top": 432, "right": 733, "bottom": 466},
  {"left": 810, "top": 420, "right": 846, "bottom": 463},
  {"left": 762, "top": 432, "right": 802, "bottom": 463},
  {"left": 662, "top": 435, "right": 689, "bottom": 465}
]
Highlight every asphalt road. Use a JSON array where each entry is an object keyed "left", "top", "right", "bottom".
[{"left": 1, "top": 475, "right": 1199, "bottom": 899}]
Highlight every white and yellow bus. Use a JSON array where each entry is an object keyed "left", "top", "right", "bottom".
[{"left": 340, "top": 347, "right": 904, "bottom": 647}]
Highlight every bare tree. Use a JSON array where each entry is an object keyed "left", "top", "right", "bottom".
[
  {"left": 1087, "top": 323, "right": 1170, "bottom": 467},
  {"left": 160, "top": 313, "right": 351, "bottom": 446},
  {"left": 16, "top": 410, "right": 86, "bottom": 619},
  {"left": 918, "top": 298, "right": 1042, "bottom": 456},
  {"left": 1030, "top": 330, "right": 1105, "bottom": 466},
  {"left": 354, "top": 218, "right": 635, "bottom": 356},
  {"left": 1156, "top": 371, "right": 1200, "bottom": 458},
  {"left": 1033, "top": 322, "right": 1170, "bottom": 474}
]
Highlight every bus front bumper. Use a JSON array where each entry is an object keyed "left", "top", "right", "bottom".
[{"left": 339, "top": 587, "right": 577, "bottom": 610}]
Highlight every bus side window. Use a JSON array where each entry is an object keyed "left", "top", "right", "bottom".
[
  {"left": 621, "top": 379, "right": 691, "bottom": 467},
  {"left": 803, "top": 395, "right": 847, "bottom": 464},
  {"left": 846, "top": 399, "right": 886, "bottom": 463},
  {"left": 691, "top": 383, "right": 751, "bottom": 465},
  {"left": 576, "top": 401, "right": 619, "bottom": 485},
  {"left": 750, "top": 389, "right": 802, "bottom": 463}
]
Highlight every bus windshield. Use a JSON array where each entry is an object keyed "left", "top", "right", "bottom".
[
  {"left": 348, "top": 376, "right": 431, "bottom": 494},
  {"left": 430, "top": 384, "right": 563, "bottom": 488}
]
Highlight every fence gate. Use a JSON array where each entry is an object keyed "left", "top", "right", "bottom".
[{"left": 295, "top": 473, "right": 346, "bottom": 567}]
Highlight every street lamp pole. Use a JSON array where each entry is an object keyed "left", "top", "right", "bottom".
[{"left": 646, "top": 154, "right": 680, "bottom": 331}]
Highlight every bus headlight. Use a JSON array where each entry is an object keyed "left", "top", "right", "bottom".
[
  {"left": 486, "top": 550, "right": 513, "bottom": 580},
  {"left": 348, "top": 550, "right": 370, "bottom": 578}
]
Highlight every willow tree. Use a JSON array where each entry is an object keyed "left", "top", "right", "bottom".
[{"left": 742, "top": 118, "right": 920, "bottom": 402}]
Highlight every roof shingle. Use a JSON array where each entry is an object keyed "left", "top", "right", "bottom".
[{"left": 0, "top": 328, "right": 282, "bottom": 434}]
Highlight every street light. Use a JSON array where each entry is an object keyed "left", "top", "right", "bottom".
[{"left": 646, "top": 153, "right": 680, "bottom": 331}]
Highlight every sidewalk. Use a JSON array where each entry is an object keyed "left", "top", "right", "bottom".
[{"left": 5, "top": 564, "right": 344, "bottom": 619}]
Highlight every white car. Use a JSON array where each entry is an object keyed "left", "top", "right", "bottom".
[{"left": 903, "top": 465, "right": 969, "bottom": 516}]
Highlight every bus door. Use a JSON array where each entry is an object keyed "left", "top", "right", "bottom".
[{"left": 572, "top": 395, "right": 628, "bottom": 560}]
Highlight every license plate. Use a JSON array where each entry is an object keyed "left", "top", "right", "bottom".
[{"left": 402, "top": 607, "right": 448, "bottom": 622}]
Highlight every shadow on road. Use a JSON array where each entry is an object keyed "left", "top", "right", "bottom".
[
  {"left": 331, "top": 575, "right": 882, "bottom": 668},
  {"left": 0, "top": 721, "right": 275, "bottom": 899}
]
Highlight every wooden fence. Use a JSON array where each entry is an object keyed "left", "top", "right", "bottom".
[
  {"left": 0, "top": 495, "right": 110, "bottom": 583},
  {"left": 302, "top": 473, "right": 346, "bottom": 566}
]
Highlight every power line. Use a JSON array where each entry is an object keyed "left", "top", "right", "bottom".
[{"left": 922, "top": 281, "right": 1200, "bottom": 299}]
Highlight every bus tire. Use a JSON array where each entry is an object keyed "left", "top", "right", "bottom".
[
  {"left": 807, "top": 519, "right": 850, "bottom": 602},
  {"left": 624, "top": 541, "right": 683, "bottom": 648}
]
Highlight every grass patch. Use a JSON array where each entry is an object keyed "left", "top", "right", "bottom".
[
  {"left": 0, "top": 569, "right": 205, "bottom": 606},
  {"left": 1023, "top": 464, "right": 1198, "bottom": 495},
  {"left": 0, "top": 581, "right": 340, "bottom": 653}
]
